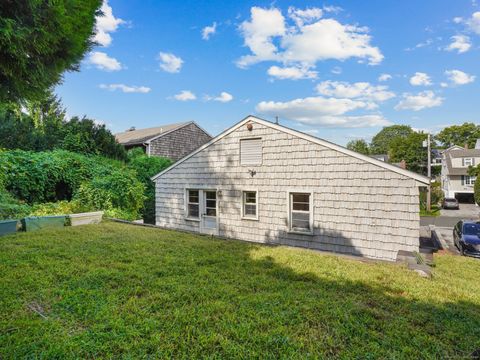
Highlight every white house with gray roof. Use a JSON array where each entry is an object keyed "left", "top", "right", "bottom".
[
  {"left": 441, "top": 142, "right": 479, "bottom": 201},
  {"left": 115, "top": 121, "right": 211, "bottom": 161},
  {"left": 152, "top": 116, "right": 429, "bottom": 261}
]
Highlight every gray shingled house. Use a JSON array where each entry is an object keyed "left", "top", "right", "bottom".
[
  {"left": 115, "top": 121, "right": 211, "bottom": 161},
  {"left": 152, "top": 116, "right": 429, "bottom": 261}
]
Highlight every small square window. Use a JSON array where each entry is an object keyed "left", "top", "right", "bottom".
[
  {"left": 289, "top": 192, "right": 312, "bottom": 233},
  {"left": 240, "top": 138, "right": 262, "bottom": 165}
]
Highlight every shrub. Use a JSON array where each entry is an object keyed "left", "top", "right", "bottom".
[{"left": 74, "top": 169, "right": 145, "bottom": 220}]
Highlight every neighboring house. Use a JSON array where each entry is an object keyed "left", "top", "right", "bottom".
[
  {"left": 152, "top": 116, "right": 429, "bottom": 261},
  {"left": 431, "top": 149, "right": 442, "bottom": 167},
  {"left": 441, "top": 143, "right": 479, "bottom": 201},
  {"left": 115, "top": 121, "right": 212, "bottom": 161},
  {"left": 370, "top": 154, "right": 389, "bottom": 162}
]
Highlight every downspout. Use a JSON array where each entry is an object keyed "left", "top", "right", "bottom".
[{"left": 144, "top": 142, "right": 151, "bottom": 157}]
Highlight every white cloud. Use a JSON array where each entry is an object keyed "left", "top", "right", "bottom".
[
  {"left": 99, "top": 84, "right": 151, "bottom": 93},
  {"left": 378, "top": 73, "right": 392, "bottom": 82},
  {"left": 331, "top": 66, "right": 342, "bottom": 74},
  {"left": 409, "top": 72, "right": 432, "bottom": 86},
  {"left": 315, "top": 81, "right": 395, "bottom": 102},
  {"left": 445, "top": 69, "right": 476, "bottom": 85},
  {"left": 405, "top": 39, "right": 433, "bottom": 51},
  {"left": 394, "top": 91, "right": 443, "bottom": 111},
  {"left": 202, "top": 22, "right": 217, "bottom": 40},
  {"left": 205, "top": 92, "right": 234, "bottom": 103},
  {"left": 237, "top": 6, "right": 383, "bottom": 71},
  {"left": 288, "top": 7, "right": 323, "bottom": 27},
  {"left": 445, "top": 35, "right": 471, "bottom": 53},
  {"left": 87, "top": 51, "right": 122, "bottom": 71},
  {"left": 173, "top": 90, "right": 196, "bottom": 101},
  {"left": 158, "top": 52, "right": 183, "bottom": 73},
  {"left": 465, "top": 11, "right": 480, "bottom": 34},
  {"left": 93, "top": 0, "right": 125, "bottom": 47},
  {"left": 255, "top": 96, "right": 390, "bottom": 127},
  {"left": 267, "top": 65, "right": 317, "bottom": 80}
]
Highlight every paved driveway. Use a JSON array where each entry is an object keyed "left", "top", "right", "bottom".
[{"left": 421, "top": 203, "right": 479, "bottom": 227}]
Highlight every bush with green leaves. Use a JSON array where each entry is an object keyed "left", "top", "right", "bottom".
[
  {"left": 74, "top": 169, "right": 145, "bottom": 220},
  {"left": 126, "top": 149, "right": 172, "bottom": 223}
]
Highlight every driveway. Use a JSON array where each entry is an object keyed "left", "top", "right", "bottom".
[
  {"left": 434, "top": 226, "right": 460, "bottom": 255},
  {"left": 421, "top": 203, "right": 479, "bottom": 227}
]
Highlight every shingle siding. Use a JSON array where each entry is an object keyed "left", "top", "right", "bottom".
[
  {"left": 149, "top": 123, "right": 211, "bottom": 161},
  {"left": 154, "top": 121, "right": 421, "bottom": 261}
]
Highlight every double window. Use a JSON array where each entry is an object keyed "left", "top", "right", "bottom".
[
  {"left": 463, "top": 175, "right": 476, "bottom": 186},
  {"left": 289, "top": 192, "right": 312, "bottom": 233},
  {"left": 463, "top": 157, "right": 474, "bottom": 167},
  {"left": 242, "top": 191, "right": 258, "bottom": 219}
]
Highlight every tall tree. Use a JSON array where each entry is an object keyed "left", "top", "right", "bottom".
[
  {"left": 389, "top": 132, "right": 431, "bottom": 175},
  {"left": 0, "top": 0, "right": 102, "bottom": 103},
  {"left": 370, "top": 125, "right": 414, "bottom": 154},
  {"left": 435, "top": 123, "right": 480, "bottom": 149},
  {"left": 346, "top": 139, "right": 370, "bottom": 155}
]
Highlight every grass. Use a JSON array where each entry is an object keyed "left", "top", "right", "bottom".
[
  {"left": 1, "top": 222, "right": 480, "bottom": 358},
  {"left": 420, "top": 204, "right": 441, "bottom": 217}
]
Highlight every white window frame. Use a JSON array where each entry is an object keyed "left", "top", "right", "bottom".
[
  {"left": 463, "top": 157, "right": 473, "bottom": 167},
  {"left": 464, "top": 175, "right": 476, "bottom": 186},
  {"left": 185, "top": 189, "right": 200, "bottom": 221},
  {"left": 287, "top": 191, "right": 314, "bottom": 235},
  {"left": 241, "top": 190, "right": 259, "bottom": 220},
  {"left": 239, "top": 137, "right": 263, "bottom": 166}
]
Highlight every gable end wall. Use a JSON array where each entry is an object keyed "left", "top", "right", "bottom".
[{"left": 155, "top": 122, "right": 421, "bottom": 261}]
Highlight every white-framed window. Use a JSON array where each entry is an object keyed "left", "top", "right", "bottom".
[
  {"left": 289, "top": 192, "right": 313, "bottom": 233},
  {"left": 242, "top": 191, "right": 258, "bottom": 220},
  {"left": 463, "top": 157, "right": 474, "bottom": 166},
  {"left": 463, "top": 175, "right": 476, "bottom": 186},
  {"left": 186, "top": 189, "right": 200, "bottom": 218},
  {"left": 240, "top": 138, "right": 262, "bottom": 165}
]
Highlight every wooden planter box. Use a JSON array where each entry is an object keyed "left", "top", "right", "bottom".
[
  {"left": 22, "top": 216, "right": 66, "bottom": 232},
  {"left": 69, "top": 211, "right": 103, "bottom": 226},
  {"left": 0, "top": 220, "right": 18, "bottom": 236}
]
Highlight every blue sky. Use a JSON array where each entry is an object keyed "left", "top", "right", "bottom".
[{"left": 56, "top": 0, "right": 480, "bottom": 145}]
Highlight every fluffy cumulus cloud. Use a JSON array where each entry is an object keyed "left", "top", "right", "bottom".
[
  {"left": 409, "top": 72, "right": 432, "bottom": 86},
  {"left": 256, "top": 96, "right": 390, "bottom": 127},
  {"left": 456, "top": 12, "right": 480, "bottom": 34},
  {"left": 237, "top": 6, "right": 383, "bottom": 76},
  {"left": 394, "top": 91, "right": 443, "bottom": 111},
  {"left": 267, "top": 65, "right": 317, "bottom": 80},
  {"left": 173, "top": 90, "right": 196, "bottom": 101},
  {"left": 87, "top": 51, "right": 122, "bottom": 71},
  {"left": 202, "top": 22, "right": 217, "bottom": 40},
  {"left": 99, "top": 84, "right": 151, "bottom": 93},
  {"left": 205, "top": 92, "right": 234, "bottom": 103},
  {"left": 315, "top": 81, "right": 395, "bottom": 102},
  {"left": 158, "top": 52, "right": 183, "bottom": 73},
  {"left": 445, "top": 35, "right": 471, "bottom": 53},
  {"left": 445, "top": 69, "right": 476, "bottom": 85},
  {"left": 378, "top": 73, "right": 392, "bottom": 82},
  {"left": 93, "top": 0, "right": 125, "bottom": 47}
]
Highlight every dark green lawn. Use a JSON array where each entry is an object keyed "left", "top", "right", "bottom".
[{"left": 1, "top": 222, "right": 480, "bottom": 358}]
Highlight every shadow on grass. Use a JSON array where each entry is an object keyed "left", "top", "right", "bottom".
[{"left": 1, "top": 222, "right": 480, "bottom": 358}]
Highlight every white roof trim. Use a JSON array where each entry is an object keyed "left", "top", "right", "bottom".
[
  {"left": 151, "top": 115, "right": 430, "bottom": 184},
  {"left": 145, "top": 121, "right": 212, "bottom": 144}
]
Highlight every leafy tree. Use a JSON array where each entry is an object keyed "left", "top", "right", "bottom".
[
  {"left": 389, "top": 132, "right": 431, "bottom": 175},
  {"left": 370, "top": 125, "right": 414, "bottom": 154},
  {"left": 435, "top": 123, "right": 480, "bottom": 149},
  {"left": 0, "top": 0, "right": 102, "bottom": 103},
  {"left": 346, "top": 139, "right": 370, "bottom": 155}
]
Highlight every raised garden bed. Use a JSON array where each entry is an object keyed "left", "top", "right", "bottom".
[
  {"left": 22, "top": 216, "right": 66, "bottom": 232},
  {"left": 0, "top": 220, "right": 18, "bottom": 236},
  {"left": 69, "top": 211, "right": 103, "bottom": 226}
]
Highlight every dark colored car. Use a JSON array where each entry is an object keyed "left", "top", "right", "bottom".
[
  {"left": 453, "top": 221, "right": 480, "bottom": 257},
  {"left": 442, "top": 198, "right": 459, "bottom": 210}
]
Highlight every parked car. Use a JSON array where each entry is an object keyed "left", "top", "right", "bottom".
[
  {"left": 453, "top": 221, "right": 480, "bottom": 257},
  {"left": 442, "top": 198, "right": 459, "bottom": 210}
]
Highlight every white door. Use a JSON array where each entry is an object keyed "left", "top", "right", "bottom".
[{"left": 200, "top": 190, "right": 218, "bottom": 235}]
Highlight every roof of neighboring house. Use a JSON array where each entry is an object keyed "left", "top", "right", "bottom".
[
  {"left": 447, "top": 149, "right": 480, "bottom": 158},
  {"left": 115, "top": 122, "right": 191, "bottom": 146},
  {"left": 152, "top": 115, "right": 430, "bottom": 185},
  {"left": 445, "top": 156, "right": 469, "bottom": 176},
  {"left": 443, "top": 147, "right": 480, "bottom": 176}
]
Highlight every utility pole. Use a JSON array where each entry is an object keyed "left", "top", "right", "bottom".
[{"left": 427, "top": 133, "right": 431, "bottom": 212}]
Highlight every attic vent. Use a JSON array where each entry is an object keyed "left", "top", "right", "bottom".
[
  {"left": 240, "top": 138, "right": 262, "bottom": 165},
  {"left": 127, "top": 126, "right": 136, "bottom": 132}
]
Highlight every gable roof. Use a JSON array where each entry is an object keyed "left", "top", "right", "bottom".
[
  {"left": 152, "top": 115, "right": 430, "bottom": 184},
  {"left": 116, "top": 121, "right": 192, "bottom": 146}
]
